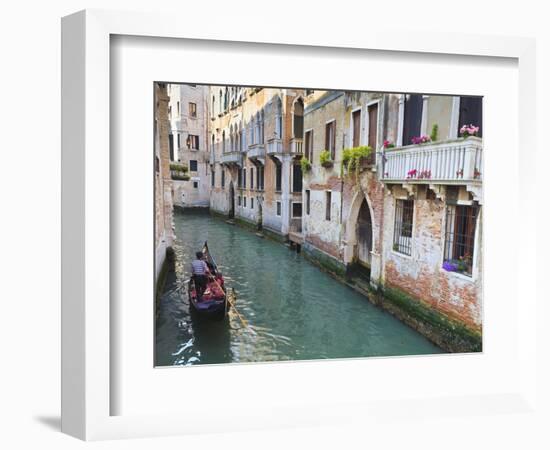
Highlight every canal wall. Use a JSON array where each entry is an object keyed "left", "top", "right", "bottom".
[{"left": 372, "top": 285, "right": 482, "bottom": 353}]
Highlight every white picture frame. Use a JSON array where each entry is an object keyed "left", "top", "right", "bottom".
[{"left": 61, "top": 9, "right": 538, "bottom": 441}]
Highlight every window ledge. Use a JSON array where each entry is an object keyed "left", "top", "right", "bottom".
[
  {"left": 390, "top": 250, "right": 413, "bottom": 260},
  {"left": 439, "top": 268, "right": 476, "bottom": 282}
]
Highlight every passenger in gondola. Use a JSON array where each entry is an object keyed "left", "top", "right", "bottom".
[{"left": 191, "top": 251, "right": 211, "bottom": 301}]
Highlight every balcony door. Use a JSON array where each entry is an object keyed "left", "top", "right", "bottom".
[{"left": 402, "top": 94, "right": 423, "bottom": 145}]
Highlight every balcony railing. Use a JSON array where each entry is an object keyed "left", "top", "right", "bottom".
[
  {"left": 247, "top": 143, "right": 265, "bottom": 160},
  {"left": 381, "top": 136, "right": 482, "bottom": 183},
  {"left": 267, "top": 137, "right": 283, "bottom": 155},
  {"left": 290, "top": 138, "right": 303, "bottom": 155},
  {"left": 220, "top": 151, "right": 243, "bottom": 166}
]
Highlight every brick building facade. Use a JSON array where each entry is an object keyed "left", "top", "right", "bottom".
[
  {"left": 302, "top": 90, "right": 483, "bottom": 350},
  {"left": 167, "top": 84, "right": 210, "bottom": 208},
  {"left": 208, "top": 86, "right": 305, "bottom": 240}
]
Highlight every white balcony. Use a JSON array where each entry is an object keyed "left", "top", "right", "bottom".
[
  {"left": 247, "top": 143, "right": 265, "bottom": 161},
  {"left": 220, "top": 151, "right": 243, "bottom": 167},
  {"left": 290, "top": 138, "right": 303, "bottom": 155},
  {"left": 381, "top": 136, "right": 482, "bottom": 184},
  {"left": 267, "top": 137, "right": 283, "bottom": 156}
]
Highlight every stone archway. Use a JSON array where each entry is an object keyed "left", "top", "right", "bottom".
[
  {"left": 344, "top": 189, "right": 376, "bottom": 266},
  {"left": 356, "top": 199, "right": 373, "bottom": 267}
]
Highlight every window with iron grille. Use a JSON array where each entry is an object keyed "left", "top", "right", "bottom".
[
  {"left": 393, "top": 199, "right": 414, "bottom": 255},
  {"left": 189, "top": 160, "right": 198, "bottom": 172},
  {"left": 292, "top": 202, "right": 302, "bottom": 218},
  {"left": 444, "top": 204, "right": 478, "bottom": 276},
  {"left": 244, "top": 197, "right": 247, "bottom": 207},
  {"left": 251, "top": 197, "right": 254, "bottom": 209},
  {"left": 238, "top": 196, "right": 241, "bottom": 206},
  {"left": 325, "top": 191, "right": 332, "bottom": 221},
  {"left": 211, "top": 170, "right": 215, "bottom": 187},
  {"left": 276, "top": 201, "right": 281, "bottom": 216},
  {"left": 221, "top": 169, "right": 225, "bottom": 188},
  {"left": 243, "top": 168, "right": 246, "bottom": 188},
  {"left": 305, "top": 190, "right": 310, "bottom": 215}
]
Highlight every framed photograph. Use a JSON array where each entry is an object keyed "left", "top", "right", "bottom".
[{"left": 62, "top": 9, "right": 537, "bottom": 441}]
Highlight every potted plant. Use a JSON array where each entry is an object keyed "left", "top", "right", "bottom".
[
  {"left": 430, "top": 123, "right": 439, "bottom": 142},
  {"left": 383, "top": 140, "right": 395, "bottom": 149},
  {"left": 411, "top": 135, "right": 431, "bottom": 145},
  {"left": 319, "top": 150, "right": 333, "bottom": 168},
  {"left": 342, "top": 145, "right": 373, "bottom": 181},
  {"left": 459, "top": 124, "right": 480, "bottom": 138},
  {"left": 300, "top": 157, "right": 312, "bottom": 173}
]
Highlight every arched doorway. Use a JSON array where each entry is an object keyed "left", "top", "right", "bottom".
[
  {"left": 356, "top": 199, "right": 373, "bottom": 267},
  {"left": 228, "top": 181, "right": 235, "bottom": 218}
]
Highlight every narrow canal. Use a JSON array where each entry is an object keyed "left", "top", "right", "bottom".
[{"left": 155, "top": 209, "right": 443, "bottom": 366}]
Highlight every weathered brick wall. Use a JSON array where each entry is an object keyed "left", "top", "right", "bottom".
[{"left": 381, "top": 192, "right": 482, "bottom": 330}]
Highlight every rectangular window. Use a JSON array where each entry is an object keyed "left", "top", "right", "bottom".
[
  {"left": 368, "top": 103, "right": 378, "bottom": 149},
  {"left": 189, "top": 102, "right": 197, "bottom": 118},
  {"left": 177, "top": 133, "right": 180, "bottom": 150},
  {"left": 243, "top": 168, "right": 247, "bottom": 188},
  {"left": 444, "top": 204, "right": 478, "bottom": 276},
  {"left": 403, "top": 94, "right": 423, "bottom": 145},
  {"left": 189, "top": 160, "right": 198, "bottom": 172},
  {"left": 352, "top": 109, "right": 361, "bottom": 147},
  {"left": 276, "top": 201, "right": 281, "bottom": 216},
  {"left": 221, "top": 169, "right": 225, "bottom": 188},
  {"left": 292, "top": 202, "right": 302, "bottom": 218},
  {"left": 193, "top": 181, "right": 198, "bottom": 189},
  {"left": 243, "top": 197, "right": 247, "bottom": 207},
  {"left": 177, "top": 101, "right": 180, "bottom": 115},
  {"left": 237, "top": 169, "right": 242, "bottom": 188},
  {"left": 169, "top": 134, "right": 174, "bottom": 161},
  {"left": 325, "top": 121, "right": 336, "bottom": 160},
  {"left": 259, "top": 166, "right": 265, "bottom": 190},
  {"left": 305, "top": 130, "right": 313, "bottom": 161},
  {"left": 292, "top": 163, "right": 303, "bottom": 193},
  {"left": 211, "top": 170, "right": 215, "bottom": 187},
  {"left": 393, "top": 199, "right": 414, "bottom": 255},
  {"left": 251, "top": 198, "right": 254, "bottom": 209},
  {"left": 250, "top": 167, "right": 254, "bottom": 190},
  {"left": 458, "top": 96, "right": 483, "bottom": 137},
  {"left": 238, "top": 196, "right": 241, "bottom": 206},
  {"left": 325, "top": 191, "right": 332, "bottom": 221},
  {"left": 275, "top": 162, "right": 282, "bottom": 191},
  {"left": 188, "top": 134, "right": 199, "bottom": 150},
  {"left": 305, "top": 190, "right": 310, "bottom": 215}
]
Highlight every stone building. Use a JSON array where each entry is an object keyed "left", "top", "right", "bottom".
[
  {"left": 167, "top": 84, "right": 210, "bottom": 208},
  {"left": 208, "top": 86, "right": 305, "bottom": 240},
  {"left": 302, "top": 90, "right": 483, "bottom": 351},
  {"left": 154, "top": 83, "right": 175, "bottom": 282}
]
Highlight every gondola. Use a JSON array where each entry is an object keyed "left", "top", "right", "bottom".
[{"left": 188, "top": 241, "right": 229, "bottom": 320}]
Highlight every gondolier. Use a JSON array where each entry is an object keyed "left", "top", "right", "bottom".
[
  {"left": 188, "top": 242, "right": 230, "bottom": 320},
  {"left": 191, "top": 251, "right": 210, "bottom": 300}
]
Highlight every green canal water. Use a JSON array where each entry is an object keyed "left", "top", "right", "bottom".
[{"left": 155, "top": 209, "right": 443, "bottom": 366}]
